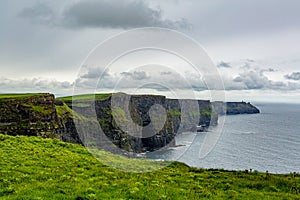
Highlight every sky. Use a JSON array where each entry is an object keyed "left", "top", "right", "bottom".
[{"left": 1, "top": 0, "right": 300, "bottom": 103}]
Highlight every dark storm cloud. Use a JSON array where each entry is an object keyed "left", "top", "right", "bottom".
[
  {"left": 284, "top": 72, "right": 300, "bottom": 81},
  {"left": 63, "top": 0, "right": 190, "bottom": 29},
  {"left": 19, "top": 0, "right": 191, "bottom": 29}
]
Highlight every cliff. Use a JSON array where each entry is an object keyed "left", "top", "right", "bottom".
[
  {"left": 0, "top": 93, "right": 259, "bottom": 153},
  {"left": 212, "top": 101, "right": 260, "bottom": 115},
  {"left": 0, "top": 94, "right": 61, "bottom": 138},
  {"left": 0, "top": 93, "right": 218, "bottom": 153},
  {"left": 60, "top": 93, "right": 217, "bottom": 152}
]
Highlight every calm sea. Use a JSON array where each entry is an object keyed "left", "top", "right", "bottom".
[{"left": 144, "top": 103, "right": 300, "bottom": 174}]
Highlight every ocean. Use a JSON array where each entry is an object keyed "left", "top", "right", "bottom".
[{"left": 144, "top": 103, "right": 300, "bottom": 174}]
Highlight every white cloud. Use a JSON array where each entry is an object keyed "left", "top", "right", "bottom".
[
  {"left": 2, "top": 61, "right": 300, "bottom": 97},
  {"left": 0, "top": 77, "right": 73, "bottom": 94},
  {"left": 220, "top": 61, "right": 300, "bottom": 91}
]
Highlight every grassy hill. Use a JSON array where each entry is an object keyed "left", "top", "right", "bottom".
[{"left": 0, "top": 135, "right": 299, "bottom": 199}]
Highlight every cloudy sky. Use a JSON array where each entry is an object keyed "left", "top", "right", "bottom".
[{"left": 1, "top": 0, "right": 300, "bottom": 103}]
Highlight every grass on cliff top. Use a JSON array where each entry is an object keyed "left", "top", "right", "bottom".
[
  {"left": 1, "top": 135, "right": 300, "bottom": 199},
  {"left": 58, "top": 93, "right": 112, "bottom": 102},
  {"left": 58, "top": 93, "right": 166, "bottom": 103},
  {"left": 0, "top": 93, "right": 45, "bottom": 100}
]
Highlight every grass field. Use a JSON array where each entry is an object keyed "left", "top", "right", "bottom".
[{"left": 0, "top": 134, "right": 299, "bottom": 199}]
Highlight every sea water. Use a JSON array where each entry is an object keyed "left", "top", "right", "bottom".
[{"left": 145, "top": 103, "right": 300, "bottom": 173}]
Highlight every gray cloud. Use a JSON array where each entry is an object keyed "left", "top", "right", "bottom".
[
  {"left": 284, "top": 72, "right": 300, "bottom": 81},
  {"left": 121, "top": 71, "right": 150, "bottom": 80},
  {"left": 190, "top": 0, "right": 300, "bottom": 38},
  {"left": 140, "top": 83, "right": 170, "bottom": 91},
  {"left": 262, "top": 68, "right": 276, "bottom": 73},
  {"left": 73, "top": 66, "right": 206, "bottom": 92},
  {"left": 230, "top": 65, "right": 290, "bottom": 91},
  {"left": 160, "top": 71, "right": 172, "bottom": 75},
  {"left": 218, "top": 61, "right": 231, "bottom": 68},
  {"left": 20, "top": 0, "right": 191, "bottom": 30},
  {"left": 19, "top": 3, "right": 55, "bottom": 25},
  {"left": 74, "top": 66, "right": 116, "bottom": 89},
  {"left": 233, "top": 70, "right": 272, "bottom": 89},
  {"left": 1, "top": 0, "right": 299, "bottom": 103},
  {"left": 2, "top": 64, "right": 300, "bottom": 96},
  {"left": 246, "top": 59, "right": 255, "bottom": 63},
  {"left": 76, "top": 65, "right": 300, "bottom": 92},
  {"left": 63, "top": 0, "right": 191, "bottom": 29},
  {"left": 80, "top": 67, "right": 110, "bottom": 79}
]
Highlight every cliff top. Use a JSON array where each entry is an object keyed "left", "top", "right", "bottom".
[
  {"left": 0, "top": 93, "right": 50, "bottom": 100},
  {"left": 57, "top": 93, "right": 112, "bottom": 102},
  {"left": 57, "top": 92, "right": 169, "bottom": 102}
]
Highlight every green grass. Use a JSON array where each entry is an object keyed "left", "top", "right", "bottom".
[
  {"left": 0, "top": 93, "right": 45, "bottom": 100},
  {"left": 57, "top": 93, "right": 112, "bottom": 102},
  {"left": 22, "top": 103, "right": 53, "bottom": 115},
  {"left": 111, "top": 106, "right": 129, "bottom": 124},
  {"left": 55, "top": 103, "right": 73, "bottom": 118},
  {"left": 168, "top": 109, "right": 214, "bottom": 117},
  {"left": 55, "top": 103, "right": 89, "bottom": 121},
  {"left": 0, "top": 134, "right": 299, "bottom": 199}
]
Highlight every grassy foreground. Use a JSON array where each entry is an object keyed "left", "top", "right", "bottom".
[{"left": 0, "top": 135, "right": 299, "bottom": 199}]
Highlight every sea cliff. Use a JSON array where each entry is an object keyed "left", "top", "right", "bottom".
[{"left": 0, "top": 93, "right": 259, "bottom": 153}]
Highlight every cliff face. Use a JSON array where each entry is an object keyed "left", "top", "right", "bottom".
[
  {"left": 0, "top": 93, "right": 220, "bottom": 153},
  {"left": 166, "top": 99, "right": 218, "bottom": 132},
  {"left": 65, "top": 93, "right": 217, "bottom": 152},
  {"left": 0, "top": 94, "right": 61, "bottom": 138}
]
